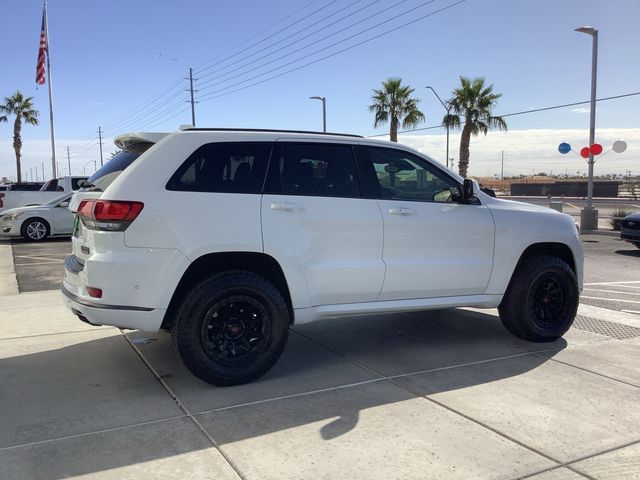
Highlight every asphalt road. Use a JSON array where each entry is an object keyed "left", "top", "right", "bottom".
[{"left": 6, "top": 232, "right": 640, "bottom": 316}]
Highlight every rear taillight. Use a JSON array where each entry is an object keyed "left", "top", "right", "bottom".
[
  {"left": 77, "top": 199, "right": 144, "bottom": 231},
  {"left": 86, "top": 287, "right": 103, "bottom": 298}
]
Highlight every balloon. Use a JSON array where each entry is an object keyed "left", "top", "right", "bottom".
[
  {"left": 590, "top": 143, "right": 603, "bottom": 155},
  {"left": 580, "top": 147, "right": 590, "bottom": 158},
  {"left": 612, "top": 140, "right": 627, "bottom": 153},
  {"left": 558, "top": 142, "right": 571, "bottom": 154}
]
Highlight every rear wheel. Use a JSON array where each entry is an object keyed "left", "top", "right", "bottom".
[
  {"left": 172, "top": 271, "right": 290, "bottom": 386},
  {"left": 21, "top": 217, "right": 50, "bottom": 241},
  {"left": 499, "top": 254, "right": 578, "bottom": 342}
]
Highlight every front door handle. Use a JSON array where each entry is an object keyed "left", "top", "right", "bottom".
[
  {"left": 270, "top": 203, "right": 304, "bottom": 212},
  {"left": 388, "top": 208, "right": 415, "bottom": 216}
]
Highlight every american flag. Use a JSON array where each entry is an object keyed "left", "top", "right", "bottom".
[{"left": 35, "top": 6, "right": 47, "bottom": 85}]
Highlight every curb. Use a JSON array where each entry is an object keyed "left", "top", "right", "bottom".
[{"left": 0, "top": 241, "right": 19, "bottom": 296}]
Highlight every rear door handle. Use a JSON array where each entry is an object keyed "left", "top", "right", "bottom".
[
  {"left": 270, "top": 203, "right": 304, "bottom": 212},
  {"left": 388, "top": 208, "right": 415, "bottom": 216}
]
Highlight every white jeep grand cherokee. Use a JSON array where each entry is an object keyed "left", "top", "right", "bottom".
[{"left": 62, "top": 128, "right": 583, "bottom": 386}]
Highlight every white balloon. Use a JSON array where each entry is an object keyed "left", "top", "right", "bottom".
[{"left": 612, "top": 140, "right": 627, "bottom": 153}]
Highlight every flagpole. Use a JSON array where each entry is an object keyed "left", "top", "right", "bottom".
[{"left": 44, "top": 1, "right": 56, "bottom": 179}]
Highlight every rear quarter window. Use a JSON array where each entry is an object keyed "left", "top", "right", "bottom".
[{"left": 166, "top": 142, "right": 272, "bottom": 194}]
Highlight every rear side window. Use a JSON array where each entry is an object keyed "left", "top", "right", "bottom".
[
  {"left": 167, "top": 142, "right": 271, "bottom": 194},
  {"left": 264, "top": 143, "right": 360, "bottom": 198}
]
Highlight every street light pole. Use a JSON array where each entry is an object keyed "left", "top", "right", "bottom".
[
  {"left": 426, "top": 86, "right": 451, "bottom": 169},
  {"left": 575, "top": 26, "right": 599, "bottom": 231},
  {"left": 309, "top": 96, "right": 326, "bottom": 132}
]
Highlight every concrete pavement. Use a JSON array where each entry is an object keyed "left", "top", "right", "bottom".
[{"left": 1, "top": 244, "right": 640, "bottom": 479}]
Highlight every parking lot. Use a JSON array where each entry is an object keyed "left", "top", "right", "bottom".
[{"left": 1, "top": 233, "right": 639, "bottom": 479}]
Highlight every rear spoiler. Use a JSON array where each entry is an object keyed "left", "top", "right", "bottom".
[{"left": 114, "top": 132, "right": 170, "bottom": 151}]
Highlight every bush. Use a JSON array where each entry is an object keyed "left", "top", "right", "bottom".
[{"left": 610, "top": 206, "right": 633, "bottom": 230}]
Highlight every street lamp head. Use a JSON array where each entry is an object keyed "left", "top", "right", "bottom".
[
  {"left": 309, "top": 96, "right": 325, "bottom": 101},
  {"left": 575, "top": 26, "right": 597, "bottom": 36}
]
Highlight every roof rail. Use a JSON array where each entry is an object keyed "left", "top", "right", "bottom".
[{"left": 181, "top": 127, "right": 363, "bottom": 138}]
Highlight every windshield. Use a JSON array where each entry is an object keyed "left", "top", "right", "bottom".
[{"left": 87, "top": 142, "right": 153, "bottom": 186}]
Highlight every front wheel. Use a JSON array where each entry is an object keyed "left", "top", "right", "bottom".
[
  {"left": 172, "top": 271, "right": 290, "bottom": 386},
  {"left": 21, "top": 218, "right": 50, "bottom": 241},
  {"left": 499, "top": 254, "right": 579, "bottom": 342}
]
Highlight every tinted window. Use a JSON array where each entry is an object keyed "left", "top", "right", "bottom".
[
  {"left": 167, "top": 142, "right": 271, "bottom": 194},
  {"left": 265, "top": 143, "right": 359, "bottom": 198},
  {"left": 364, "top": 147, "right": 459, "bottom": 203},
  {"left": 9, "top": 183, "right": 43, "bottom": 191},
  {"left": 88, "top": 150, "right": 144, "bottom": 184},
  {"left": 41, "top": 179, "right": 59, "bottom": 191}
]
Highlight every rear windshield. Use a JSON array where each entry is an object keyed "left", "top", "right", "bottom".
[{"left": 86, "top": 142, "right": 153, "bottom": 188}]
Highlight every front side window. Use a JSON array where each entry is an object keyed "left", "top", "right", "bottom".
[
  {"left": 264, "top": 143, "right": 359, "bottom": 198},
  {"left": 167, "top": 142, "right": 272, "bottom": 194},
  {"left": 364, "top": 147, "right": 459, "bottom": 203}
]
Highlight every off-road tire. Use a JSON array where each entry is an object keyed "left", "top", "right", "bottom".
[
  {"left": 20, "top": 217, "right": 50, "bottom": 242},
  {"left": 498, "top": 254, "right": 578, "bottom": 342},
  {"left": 172, "top": 271, "right": 290, "bottom": 386}
]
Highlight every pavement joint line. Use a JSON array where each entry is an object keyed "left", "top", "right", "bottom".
[
  {"left": 565, "top": 202, "right": 581, "bottom": 211},
  {"left": 581, "top": 295, "right": 640, "bottom": 304},
  {"left": 621, "top": 309, "right": 640, "bottom": 315},
  {"left": 198, "top": 378, "right": 387, "bottom": 415},
  {"left": 564, "top": 437, "right": 640, "bottom": 470},
  {"left": 0, "top": 415, "right": 187, "bottom": 453},
  {"left": 515, "top": 466, "right": 591, "bottom": 480},
  {"left": 583, "top": 287, "right": 640, "bottom": 296},
  {"left": 119, "top": 329, "right": 246, "bottom": 480},
  {"left": 584, "top": 280, "right": 640, "bottom": 286},
  {"left": 0, "top": 327, "right": 116, "bottom": 342},
  {"left": 537, "top": 354, "right": 640, "bottom": 390}
]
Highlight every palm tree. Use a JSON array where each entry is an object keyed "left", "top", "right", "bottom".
[
  {"left": 444, "top": 77, "right": 507, "bottom": 178},
  {"left": 369, "top": 78, "right": 425, "bottom": 142},
  {"left": 0, "top": 91, "right": 40, "bottom": 183}
]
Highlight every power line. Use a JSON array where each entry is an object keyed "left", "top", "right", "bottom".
[
  {"left": 196, "top": 0, "right": 382, "bottom": 87},
  {"left": 368, "top": 91, "right": 640, "bottom": 137},
  {"left": 194, "top": 0, "right": 341, "bottom": 75},
  {"left": 197, "top": 0, "right": 466, "bottom": 103},
  {"left": 197, "top": 0, "right": 433, "bottom": 95}
]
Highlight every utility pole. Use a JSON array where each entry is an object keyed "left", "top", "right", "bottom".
[
  {"left": 98, "top": 126, "right": 104, "bottom": 167},
  {"left": 501, "top": 151, "right": 504, "bottom": 181},
  {"left": 66, "top": 146, "right": 71, "bottom": 176},
  {"left": 42, "top": 162, "right": 45, "bottom": 181},
  {"left": 189, "top": 67, "right": 196, "bottom": 126}
]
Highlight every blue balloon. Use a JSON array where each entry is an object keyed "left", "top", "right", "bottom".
[{"left": 558, "top": 142, "right": 571, "bottom": 154}]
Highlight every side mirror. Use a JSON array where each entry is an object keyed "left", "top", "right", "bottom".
[
  {"left": 462, "top": 179, "right": 474, "bottom": 202},
  {"left": 58, "top": 201, "right": 69, "bottom": 208}
]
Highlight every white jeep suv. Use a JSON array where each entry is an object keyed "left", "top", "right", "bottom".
[{"left": 62, "top": 128, "right": 583, "bottom": 385}]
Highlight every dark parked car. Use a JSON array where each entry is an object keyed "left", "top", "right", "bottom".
[
  {"left": 620, "top": 211, "right": 640, "bottom": 249},
  {"left": 3, "top": 182, "right": 45, "bottom": 191}
]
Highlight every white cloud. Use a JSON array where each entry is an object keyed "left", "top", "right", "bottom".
[
  {"left": 570, "top": 107, "right": 590, "bottom": 114},
  {"left": 394, "top": 128, "right": 639, "bottom": 177}
]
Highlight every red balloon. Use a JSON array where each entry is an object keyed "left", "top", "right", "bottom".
[
  {"left": 590, "top": 143, "right": 603, "bottom": 155},
  {"left": 580, "top": 147, "right": 590, "bottom": 158}
]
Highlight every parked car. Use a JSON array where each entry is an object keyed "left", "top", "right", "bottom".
[
  {"left": 62, "top": 128, "right": 583, "bottom": 386},
  {"left": 0, "top": 193, "right": 74, "bottom": 241},
  {"left": 2, "top": 182, "right": 45, "bottom": 191},
  {"left": 0, "top": 176, "right": 87, "bottom": 213},
  {"left": 620, "top": 211, "right": 640, "bottom": 248}
]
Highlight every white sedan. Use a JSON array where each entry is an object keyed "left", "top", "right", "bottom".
[{"left": 0, "top": 193, "right": 74, "bottom": 241}]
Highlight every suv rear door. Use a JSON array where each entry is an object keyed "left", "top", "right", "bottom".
[{"left": 261, "top": 141, "right": 385, "bottom": 307}]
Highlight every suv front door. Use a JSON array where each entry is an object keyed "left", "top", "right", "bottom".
[
  {"left": 261, "top": 141, "right": 385, "bottom": 307},
  {"left": 357, "top": 145, "right": 495, "bottom": 301}
]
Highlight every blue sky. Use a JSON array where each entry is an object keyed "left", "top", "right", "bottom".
[{"left": 1, "top": 0, "right": 639, "bottom": 179}]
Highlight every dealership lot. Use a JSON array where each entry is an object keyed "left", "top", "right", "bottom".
[{"left": 0, "top": 234, "right": 639, "bottom": 479}]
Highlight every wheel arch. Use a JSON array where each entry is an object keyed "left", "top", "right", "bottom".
[
  {"left": 506, "top": 242, "right": 576, "bottom": 292},
  {"left": 161, "top": 251, "right": 293, "bottom": 330}
]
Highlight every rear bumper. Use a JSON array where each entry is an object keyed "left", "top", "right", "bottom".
[{"left": 61, "top": 283, "right": 165, "bottom": 331}]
